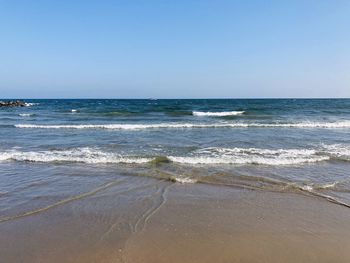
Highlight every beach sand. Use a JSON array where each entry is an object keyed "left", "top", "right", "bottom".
[{"left": 1, "top": 176, "right": 350, "bottom": 263}]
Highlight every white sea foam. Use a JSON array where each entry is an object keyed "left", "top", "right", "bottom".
[
  {"left": 321, "top": 144, "right": 350, "bottom": 161},
  {"left": 168, "top": 147, "right": 329, "bottom": 165},
  {"left": 300, "top": 182, "right": 338, "bottom": 191},
  {"left": 15, "top": 121, "right": 350, "bottom": 130},
  {"left": 172, "top": 177, "right": 197, "bottom": 184},
  {"left": 193, "top": 111, "right": 245, "bottom": 116},
  {"left": 318, "top": 182, "right": 338, "bottom": 189},
  {"left": 0, "top": 148, "right": 152, "bottom": 164},
  {"left": 71, "top": 109, "right": 77, "bottom": 112},
  {"left": 19, "top": 113, "right": 34, "bottom": 117},
  {"left": 300, "top": 185, "right": 314, "bottom": 191},
  {"left": 1, "top": 145, "right": 349, "bottom": 166},
  {"left": 168, "top": 156, "right": 328, "bottom": 165},
  {"left": 24, "top": 103, "right": 39, "bottom": 107},
  {"left": 15, "top": 123, "right": 234, "bottom": 130},
  {"left": 298, "top": 182, "right": 338, "bottom": 192}
]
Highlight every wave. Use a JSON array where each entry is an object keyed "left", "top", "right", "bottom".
[
  {"left": 19, "top": 113, "right": 34, "bottom": 117},
  {"left": 1, "top": 144, "right": 349, "bottom": 166},
  {"left": 193, "top": 111, "right": 245, "bottom": 116},
  {"left": 168, "top": 147, "right": 329, "bottom": 165},
  {"left": 321, "top": 144, "right": 350, "bottom": 161},
  {"left": 14, "top": 123, "right": 221, "bottom": 130},
  {"left": 15, "top": 121, "right": 350, "bottom": 130},
  {"left": 24, "top": 103, "right": 39, "bottom": 107},
  {"left": 0, "top": 148, "right": 152, "bottom": 164},
  {"left": 169, "top": 144, "right": 350, "bottom": 165}
]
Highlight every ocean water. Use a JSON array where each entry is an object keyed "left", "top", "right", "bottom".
[{"left": 1, "top": 99, "right": 350, "bottom": 219}]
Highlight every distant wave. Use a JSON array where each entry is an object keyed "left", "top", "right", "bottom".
[
  {"left": 19, "top": 113, "right": 34, "bottom": 117},
  {"left": 15, "top": 121, "right": 350, "bottom": 130},
  {"left": 1, "top": 144, "right": 349, "bottom": 166},
  {"left": 15, "top": 123, "right": 222, "bottom": 130},
  {"left": 24, "top": 103, "right": 39, "bottom": 107},
  {"left": 193, "top": 111, "right": 245, "bottom": 116}
]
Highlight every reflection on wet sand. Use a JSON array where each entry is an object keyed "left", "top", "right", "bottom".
[{"left": 1, "top": 175, "right": 350, "bottom": 263}]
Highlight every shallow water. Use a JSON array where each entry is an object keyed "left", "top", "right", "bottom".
[{"left": 1, "top": 98, "right": 350, "bottom": 216}]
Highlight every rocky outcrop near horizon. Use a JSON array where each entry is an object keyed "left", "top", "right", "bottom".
[{"left": 0, "top": 100, "right": 26, "bottom": 107}]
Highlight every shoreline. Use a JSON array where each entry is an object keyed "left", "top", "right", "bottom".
[{"left": 1, "top": 175, "right": 350, "bottom": 262}]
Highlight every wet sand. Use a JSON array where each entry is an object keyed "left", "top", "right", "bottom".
[{"left": 1, "top": 176, "right": 350, "bottom": 263}]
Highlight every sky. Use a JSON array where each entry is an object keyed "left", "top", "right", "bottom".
[{"left": 0, "top": 0, "right": 349, "bottom": 98}]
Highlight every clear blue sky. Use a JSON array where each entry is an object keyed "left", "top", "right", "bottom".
[{"left": 0, "top": 0, "right": 349, "bottom": 98}]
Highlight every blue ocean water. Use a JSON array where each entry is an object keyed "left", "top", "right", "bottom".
[{"left": 1, "top": 99, "right": 350, "bottom": 216}]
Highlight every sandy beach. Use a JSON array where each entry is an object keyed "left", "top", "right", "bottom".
[
  {"left": 2, "top": 0, "right": 350, "bottom": 261},
  {"left": 1, "top": 175, "right": 350, "bottom": 263}
]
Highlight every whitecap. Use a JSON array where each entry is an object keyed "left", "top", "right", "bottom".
[
  {"left": 14, "top": 121, "right": 350, "bottom": 130},
  {"left": 15, "top": 123, "right": 234, "bottom": 130},
  {"left": 321, "top": 144, "right": 350, "bottom": 161},
  {"left": 0, "top": 148, "right": 152, "bottom": 164},
  {"left": 24, "top": 103, "right": 39, "bottom": 107},
  {"left": 193, "top": 111, "right": 245, "bottom": 116},
  {"left": 3, "top": 145, "right": 350, "bottom": 166},
  {"left": 168, "top": 147, "right": 329, "bottom": 165}
]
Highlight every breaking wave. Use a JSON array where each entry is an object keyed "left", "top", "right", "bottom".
[
  {"left": 321, "top": 144, "right": 350, "bottom": 161},
  {"left": 15, "top": 121, "right": 350, "bottom": 130},
  {"left": 168, "top": 147, "right": 329, "bottom": 165},
  {"left": 193, "top": 111, "right": 245, "bottom": 116},
  {"left": 1, "top": 144, "right": 349, "bottom": 166},
  {"left": 0, "top": 148, "right": 152, "bottom": 164}
]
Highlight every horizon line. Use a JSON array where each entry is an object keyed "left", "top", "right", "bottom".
[{"left": 1, "top": 97, "right": 350, "bottom": 100}]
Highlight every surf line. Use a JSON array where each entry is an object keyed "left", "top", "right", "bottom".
[
  {"left": 299, "top": 189, "right": 350, "bottom": 209},
  {"left": 0, "top": 180, "right": 123, "bottom": 223}
]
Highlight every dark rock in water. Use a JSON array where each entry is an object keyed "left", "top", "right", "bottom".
[
  {"left": 0, "top": 100, "right": 26, "bottom": 107},
  {"left": 149, "top": 156, "right": 171, "bottom": 165}
]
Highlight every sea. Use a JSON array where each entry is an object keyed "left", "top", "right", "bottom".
[{"left": 1, "top": 99, "right": 350, "bottom": 220}]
